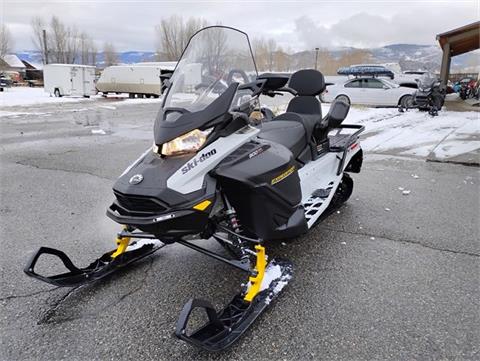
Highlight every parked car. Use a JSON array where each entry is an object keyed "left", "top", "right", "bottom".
[
  {"left": 0, "top": 73, "right": 13, "bottom": 91},
  {"left": 321, "top": 77, "right": 415, "bottom": 107},
  {"left": 337, "top": 64, "right": 422, "bottom": 88}
]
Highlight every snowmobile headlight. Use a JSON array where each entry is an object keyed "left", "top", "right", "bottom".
[{"left": 158, "top": 128, "right": 212, "bottom": 156}]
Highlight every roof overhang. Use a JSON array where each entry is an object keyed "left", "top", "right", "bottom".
[{"left": 436, "top": 21, "right": 480, "bottom": 57}]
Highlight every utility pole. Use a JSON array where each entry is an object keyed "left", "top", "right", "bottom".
[
  {"left": 42, "top": 29, "right": 49, "bottom": 64},
  {"left": 314, "top": 47, "right": 319, "bottom": 70}
]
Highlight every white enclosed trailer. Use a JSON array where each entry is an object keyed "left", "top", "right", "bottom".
[
  {"left": 43, "top": 64, "right": 96, "bottom": 97},
  {"left": 96, "top": 62, "right": 177, "bottom": 98}
]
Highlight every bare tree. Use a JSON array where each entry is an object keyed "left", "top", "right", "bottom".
[
  {"left": 31, "top": 16, "right": 82, "bottom": 64},
  {"left": 49, "top": 16, "right": 68, "bottom": 62},
  {"left": 31, "top": 17, "right": 47, "bottom": 63},
  {"left": 273, "top": 46, "right": 290, "bottom": 72},
  {"left": 265, "top": 38, "right": 277, "bottom": 71},
  {"left": 78, "top": 32, "right": 98, "bottom": 65},
  {"left": 155, "top": 16, "right": 207, "bottom": 61},
  {"left": 202, "top": 26, "right": 228, "bottom": 74},
  {"left": 252, "top": 37, "right": 282, "bottom": 72},
  {"left": 64, "top": 24, "right": 80, "bottom": 64},
  {"left": 79, "top": 32, "right": 97, "bottom": 65},
  {"left": 315, "top": 49, "right": 336, "bottom": 75},
  {"left": 337, "top": 49, "right": 372, "bottom": 71},
  {"left": 103, "top": 42, "right": 118, "bottom": 66},
  {"left": 252, "top": 37, "right": 268, "bottom": 71},
  {"left": 89, "top": 40, "right": 98, "bottom": 66},
  {"left": 0, "top": 24, "right": 13, "bottom": 59}
]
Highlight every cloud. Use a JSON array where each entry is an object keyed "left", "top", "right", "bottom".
[
  {"left": 295, "top": 6, "right": 478, "bottom": 50},
  {"left": 4, "top": 0, "right": 478, "bottom": 51}
]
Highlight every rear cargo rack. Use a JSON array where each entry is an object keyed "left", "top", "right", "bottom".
[{"left": 329, "top": 124, "right": 364, "bottom": 175}]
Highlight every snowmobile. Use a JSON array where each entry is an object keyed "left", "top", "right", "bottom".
[
  {"left": 24, "top": 26, "right": 364, "bottom": 351},
  {"left": 400, "top": 73, "right": 445, "bottom": 116}
]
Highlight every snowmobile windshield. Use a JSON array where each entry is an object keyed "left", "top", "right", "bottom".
[
  {"left": 164, "top": 26, "right": 257, "bottom": 113},
  {"left": 417, "top": 73, "right": 437, "bottom": 90}
]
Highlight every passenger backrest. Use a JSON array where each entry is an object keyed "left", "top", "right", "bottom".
[
  {"left": 286, "top": 69, "right": 325, "bottom": 117},
  {"left": 324, "top": 99, "right": 350, "bottom": 128}
]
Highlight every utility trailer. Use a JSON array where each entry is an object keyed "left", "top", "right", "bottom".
[
  {"left": 43, "top": 64, "right": 97, "bottom": 97},
  {"left": 96, "top": 62, "right": 177, "bottom": 98}
]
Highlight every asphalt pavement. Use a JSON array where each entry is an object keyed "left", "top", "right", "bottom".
[{"left": 0, "top": 100, "right": 479, "bottom": 360}]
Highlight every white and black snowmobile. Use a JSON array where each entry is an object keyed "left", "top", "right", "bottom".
[{"left": 24, "top": 26, "right": 364, "bottom": 351}]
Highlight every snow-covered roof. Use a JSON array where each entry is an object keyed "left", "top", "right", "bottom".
[
  {"left": 45, "top": 63, "right": 96, "bottom": 69},
  {"left": 136, "top": 61, "right": 177, "bottom": 69},
  {"left": 21, "top": 60, "right": 43, "bottom": 70},
  {"left": 2, "top": 54, "right": 26, "bottom": 69}
]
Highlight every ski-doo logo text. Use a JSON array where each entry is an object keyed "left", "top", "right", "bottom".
[{"left": 181, "top": 149, "right": 217, "bottom": 174}]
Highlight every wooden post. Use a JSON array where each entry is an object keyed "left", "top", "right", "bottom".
[{"left": 439, "top": 42, "right": 451, "bottom": 89}]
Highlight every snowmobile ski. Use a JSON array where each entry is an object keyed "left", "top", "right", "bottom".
[
  {"left": 24, "top": 237, "right": 164, "bottom": 287},
  {"left": 175, "top": 258, "right": 293, "bottom": 352}
]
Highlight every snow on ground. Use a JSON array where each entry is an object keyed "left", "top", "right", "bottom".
[
  {"left": 0, "top": 87, "right": 91, "bottom": 107},
  {"left": 269, "top": 99, "right": 478, "bottom": 161},
  {"left": 0, "top": 87, "right": 161, "bottom": 108},
  {"left": 344, "top": 106, "right": 479, "bottom": 159}
]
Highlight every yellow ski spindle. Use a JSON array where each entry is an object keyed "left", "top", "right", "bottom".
[
  {"left": 111, "top": 228, "right": 131, "bottom": 259},
  {"left": 244, "top": 245, "right": 267, "bottom": 302}
]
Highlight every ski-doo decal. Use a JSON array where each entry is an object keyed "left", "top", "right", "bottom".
[{"left": 181, "top": 149, "right": 217, "bottom": 174}]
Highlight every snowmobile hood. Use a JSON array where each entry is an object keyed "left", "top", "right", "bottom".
[{"left": 153, "top": 83, "right": 237, "bottom": 145}]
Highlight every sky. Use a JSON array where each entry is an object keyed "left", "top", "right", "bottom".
[{"left": 2, "top": 0, "right": 479, "bottom": 52}]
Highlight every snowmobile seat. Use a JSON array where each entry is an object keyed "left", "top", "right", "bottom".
[
  {"left": 257, "top": 70, "right": 328, "bottom": 160},
  {"left": 278, "top": 69, "right": 327, "bottom": 141},
  {"left": 258, "top": 120, "right": 306, "bottom": 158}
]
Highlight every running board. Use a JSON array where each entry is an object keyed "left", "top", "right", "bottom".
[{"left": 303, "top": 182, "right": 335, "bottom": 227}]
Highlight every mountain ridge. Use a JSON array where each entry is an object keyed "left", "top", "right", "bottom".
[{"left": 15, "top": 43, "right": 476, "bottom": 72}]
